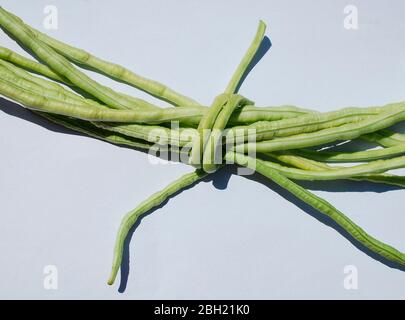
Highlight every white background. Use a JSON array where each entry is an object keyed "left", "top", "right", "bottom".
[{"left": 0, "top": 0, "right": 405, "bottom": 299}]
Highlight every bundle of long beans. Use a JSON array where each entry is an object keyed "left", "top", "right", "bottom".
[{"left": 1, "top": 6, "right": 405, "bottom": 286}]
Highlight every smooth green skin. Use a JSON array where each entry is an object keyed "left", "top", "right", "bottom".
[{"left": 229, "top": 153, "right": 405, "bottom": 266}]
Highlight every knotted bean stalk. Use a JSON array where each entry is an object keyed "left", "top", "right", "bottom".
[{"left": 0, "top": 6, "right": 404, "bottom": 287}]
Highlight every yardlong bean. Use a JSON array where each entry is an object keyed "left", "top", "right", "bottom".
[
  {"left": 0, "top": 76, "right": 205, "bottom": 124},
  {"left": 107, "top": 19, "right": 269, "bottom": 284},
  {"left": 229, "top": 153, "right": 405, "bottom": 266},
  {"left": 293, "top": 144, "right": 405, "bottom": 163},
  {"left": 0, "top": 45, "right": 68, "bottom": 83},
  {"left": 244, "top": 103, "right": 405, "bottom": 153},
  {"left": 6, "top": 9, "right": 199, "bottom": 107},
  {"left": 1, "top": 6, "right": 405, "bottom": 289},
  {"left": 0, "top": 8, "right": 158, "bottom": 111},
  {"left": 107, "top": 169, "right": 208, "bottom": 285},
  {"left": 362, "top": 130, "right": 405, "bottom": 147},
  {"left": 267, "top": 152, "right": 405, "bottom": 187},
  {"left": 256, "top": 152, "right": 405, "bottom": 181}
]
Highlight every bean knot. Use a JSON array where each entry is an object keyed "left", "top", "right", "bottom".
[{"left": 189, "top": 93, "right": 253, "bottom": 172}]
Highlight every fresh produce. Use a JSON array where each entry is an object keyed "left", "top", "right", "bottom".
[{"left": 0, "top": 6, "right": 404, "bottom": 286}]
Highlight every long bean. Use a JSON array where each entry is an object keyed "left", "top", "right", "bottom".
[
  {"left": 6, "top": 9, "right": 199, "bottom": 107},
  {"left": 107, "top": 19, "right": 268, "bottom": 285},
  {"left": 242, "top": 103, "right": 405, "bottom": 153},
  {"left": 229, "top": 153, "right": 405, "bottom": 266},
  {"left": 107, "top": 169, "right": 208, "bottom": 285},
  {"left": 265, "top": 152, "right": 405, "bottom": 187},
  {"left": 257, "top": 152, "right": 405, "bottom": 181},
  {"left": 0, "top": 63, "right": 101, "bottom": 108},
  {"left": 2, "top": 6, "right": 405, "bottom": 289},
  {"left": 228, "top": 108, "right": 382, "bottom": 146},
  {"left": 362, "top": 130, "right": 405, "bottom": 147},
  {"left": 0, "top": 45, "right": 68, "bottom": 83},
  {"left": 293, "top": 144, "right": 405, "bottom": 163},
  {"left": 0, "top": 76, "right": 205, "bottom": 124},
  {"left": 0, "top": 8, "right": 157, "bottom": 111}
]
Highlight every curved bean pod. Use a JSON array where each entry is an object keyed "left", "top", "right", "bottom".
[
  {"left": 229, "top": 153, "right": 405, "bottom": 266},
  {"left": 6, "top": 9, "right": 199, "bottom": 107},
  {"left": 107, "top": 169, "right": 208, "bottom": 285}
]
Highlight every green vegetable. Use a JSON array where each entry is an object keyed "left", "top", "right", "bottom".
[
  {"left": 229, "top": 153, "right": 405, "bottom": 265},
  {"left": 1, "top": 6, "right": 405, "bottom": 288}
]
